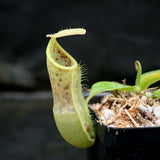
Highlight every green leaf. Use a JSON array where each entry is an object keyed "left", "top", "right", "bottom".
[
  {"left": 152, "top": 89, "right": 160, "bottom": 98},
  {"left": 135, "top": 61, "right": 142, "bottom": 86},
  {"left": 86, "top": 81, "right": 138, "bottom": 103},
  {"left": 140, "top": 70, "right": 160, "bottom": 81},
  {"left": 139, "top": 71, "right": 160, "bottom": 91}
]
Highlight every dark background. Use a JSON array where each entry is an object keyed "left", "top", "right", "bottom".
[
  {"left": 1, "top": 0, "right": 160, "bottom": 91},
  {"left": 0, "top": 0, "right": 160, "bottom": 160}
]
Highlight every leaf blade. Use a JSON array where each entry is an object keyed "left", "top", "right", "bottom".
[
  {"left": 141, "top": 70, "right": 160, "bottom": 82},
  {"left": 86, "top": 81, "right": 137, "bottom": 103},
  {"left": 152, "top": 89, "right": 160, "bottom": 98},
  {"left": 139, "top": 72, "right": 160, "bottom": 91}
]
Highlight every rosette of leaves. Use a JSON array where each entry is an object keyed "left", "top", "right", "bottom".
[{"left": 87, "top": 61, "right": 160, "bottom": 103}]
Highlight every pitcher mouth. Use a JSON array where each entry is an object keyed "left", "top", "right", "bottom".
[{"left": 46, "top": 38, "right": 78, "bottom": 70}]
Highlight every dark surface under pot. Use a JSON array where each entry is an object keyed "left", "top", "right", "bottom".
[
  {"left": 87, "top": 92, "right": 160, "bottom": 160},
  {"left": 0, "top": 92, "right": 87, "bottom": 160}
]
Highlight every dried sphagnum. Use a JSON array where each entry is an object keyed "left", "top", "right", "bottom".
[
  {"left": 89, "top": 61, "right": 160, "bottom": 128},
  {"left": 90, "top": 90, "right": 160, "bottom": 128}
]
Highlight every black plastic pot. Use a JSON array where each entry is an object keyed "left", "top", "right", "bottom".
[{"left": 86, "top": 92, "right": 160, "bottom": 160}]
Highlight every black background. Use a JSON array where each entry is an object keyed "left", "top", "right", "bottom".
[{"left": 1, "top": 0, "right": 160, "bottom": 91}]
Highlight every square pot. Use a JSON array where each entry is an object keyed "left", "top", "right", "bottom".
[{"left": 86, "top": 92, "right": 160, "bottom": 160}]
